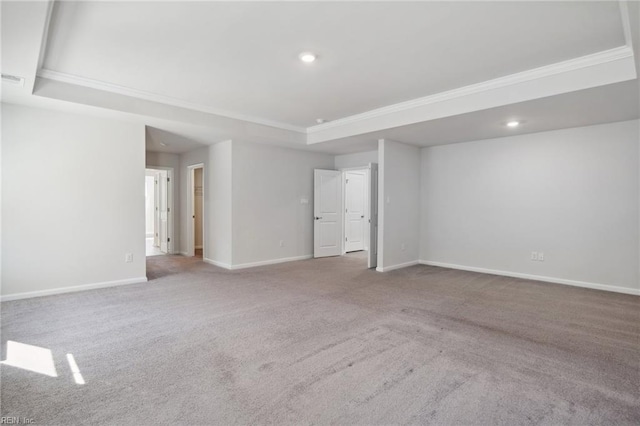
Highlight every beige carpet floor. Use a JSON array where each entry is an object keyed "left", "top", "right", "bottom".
[{"left": 1, "top": 255, "right": 639, "bottom": 425}]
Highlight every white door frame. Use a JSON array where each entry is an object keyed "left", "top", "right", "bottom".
[
  {"left": 146, "top": 169, "right": 160, "bottom": 246},
  {"left": 146, "top": 166, "right": 175, "bottom": 254},
  {"left": 368, "top": 163, "right": 379, "bottom": 269},
  {"left": 187, "top": 163, "right": 205, "bottom": 257},
  {"left": 339, "top": 166, "right": 369, "bottom": 254},
  {"left": 144, "top": 171, "right": 157, "bottom": 239}
]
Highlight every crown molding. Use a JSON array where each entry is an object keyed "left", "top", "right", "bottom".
[
  {"left": 307, "top": 45, "right": 634, "bottom": 134},
  {"left": 36, "top": 0, "right": 55, "bottom": 72},
  {"left": 38, "top": 45, "right": 635, "bottom": 144},
  {"left": 618, "top": 0, "right": 634, "bottom": 49},
  {"left": 36, "top": 68, "right": 307, "bottom": 134}
]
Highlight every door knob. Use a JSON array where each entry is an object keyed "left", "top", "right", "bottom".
[
  {"left": 315, "top": 216, "right": 322, "bottom": 220},
  {"left": 361, "top": 215, "right": 365, "bottom": 218}
]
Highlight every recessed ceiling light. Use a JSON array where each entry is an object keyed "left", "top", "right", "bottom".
[
  {"left": 299, "top": 52, "right": 316, "bottom": 63},
  {"left": 316, "top": 118, "right": 326, "bottom": 124},
  {"left": 506, "top": 121, "right": 520, "bottom": 128},
  {"left": 159, "top": 141, "right": 168, "bottom": 147}
]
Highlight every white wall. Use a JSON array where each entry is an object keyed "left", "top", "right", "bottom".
[
  {"left": 420, "top": 120, "right": 640, "bottom": 293},
  {"left": 146, "top": 151, "right": 180, "bottom": 170},
  {"left": 232, "top": 141, "right": 334, "bottom": 266},
  {"left": 146, "top": 150, "right": 180, "bottom": 252},
  {"left": 207, "top": 141, "right": 232, "bottom": 266},
  {"left": 2, "top": 103, "right": 146, "bottom": 299},
  {"left": 335, "top": 150, "right": 378, "bottom": 169},
  {"left": 378, "top": 139, "right": 421, "bottom": 270},
  {"left": 178, "top": 140, "right": 332, "bottom": 268}
]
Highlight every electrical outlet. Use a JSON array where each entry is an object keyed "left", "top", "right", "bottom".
[
  {"left": 125, "top": 253, "right": 133, "bottom": 263},
  {"left": 279, "top": 240, "right": 284, "bottom": 247},
  {"left": 530, "top": 251, "right": 538, "bottom": 261},
  {"left": 538, "top": 252, "right": 544, "bottom": 261}
]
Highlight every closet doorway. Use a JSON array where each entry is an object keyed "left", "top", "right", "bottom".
[{"left": 188, "top": 164, "right": 205, "bottom": 258}]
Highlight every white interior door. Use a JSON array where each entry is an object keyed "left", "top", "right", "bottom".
[
  {"left": 154, "top": 173, "right": 160, "bottom": 247},
  {"left": 345, "top": 171, "right": 366, "bottom": 252},
  {"left": 368, "top": 163, "right": 378, "bottom": 269},
  {"left": 314, "top": 169, "right": 342, "bottom": 258},
  {"left": 158, "top": 170, "right": 169, "bottom": 253},
  {"left": 145, "top": 175, "right": 155, "bottom": 237}
]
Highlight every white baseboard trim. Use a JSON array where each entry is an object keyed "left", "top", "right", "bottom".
[
  {"left": 376, "top": 260, "right": 419, "bottom": 272},
  {"left": 178, "top": 251, "right": 189, "bottom": 256},
  {"left": 203, "top": 257, "right": 232, "bottom": 269},
  {"left": 230, "top": 255, "right": 312, "bottom": 270},
  {"left": 419, "top": 260, "right": 640, "bottom": 296},
  {"left": 203, "top": 255, "right": 312, "bottom": 270},
  {"left": 0, "top": 276, "right": 149, "bottom": 302}
]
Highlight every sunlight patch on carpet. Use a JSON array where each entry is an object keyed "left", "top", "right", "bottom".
[{"left": 1, "top": 341, "right": 58, "bottom": 377}]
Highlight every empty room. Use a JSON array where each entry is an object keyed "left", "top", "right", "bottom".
[{"left": 1, "top": 1, "right": 639, "bottom": 425}]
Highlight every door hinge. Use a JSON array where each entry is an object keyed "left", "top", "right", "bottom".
[
  {"left": 345, "top": 237, "right": 348, "bottom": 241},
  {"left": 167, "top": 177, "right": 170, "bottom": 182},
  {"left": 167, "top": 208, "right": 170, "bottom": 212},
  {"left": 346, "top": 179, "right": 349, "bottom": 183},
  {"left": 168, "top": 238, "right": 170, "bottom": 242}
]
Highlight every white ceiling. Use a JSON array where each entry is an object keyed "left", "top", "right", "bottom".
[
  {"left": 43, "top": 1, "right": 626, "bottom": 127},
  {"left": 316, "top": 80, "right": 640, "bottom": 153},
  {"left": 146, "top": 127, "right": 208, "bottom": 155},
  {"left": 1, "top": 1, "right": 638, "bottom": 156}
]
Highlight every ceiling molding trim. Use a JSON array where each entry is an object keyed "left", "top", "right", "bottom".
[
  {"left": 36, "top": 68, "right": 307, "bottom": 134},
  {"left": 307, "top": 46, "right": 634, "bottom": 134},
  {"left": 36, "top": 0, "right": 55, "bottom": 73},
  {"left": 618, "top": 0, "right": 634, "bottom": 49}
]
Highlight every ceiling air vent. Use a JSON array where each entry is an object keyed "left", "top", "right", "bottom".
[{"left": 2, "top": 74, "right": 25, "bottom": 87}]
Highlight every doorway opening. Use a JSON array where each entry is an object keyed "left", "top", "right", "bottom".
[
  {"left": 342, "top": 168, "right": 369, "bottom": 263},
  {"left": 313, "top": 163, "right": 378, "bottom": 268},
  {"left": 187, "top": 163, "right": 205, "bottom": 258},
  {"left": 145, "top": 167, "right": 174, "bottom": 257}
]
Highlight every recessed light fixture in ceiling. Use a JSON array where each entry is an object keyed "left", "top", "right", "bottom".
[
  {"left": 506, "top": 121, "right": 520, "bottom": 128},
  {"left": 299, "top": 52, "right": 317, "bottom": 63},
  {"left": 316, "top": 118, "right": 326, "bottom": 124}
]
